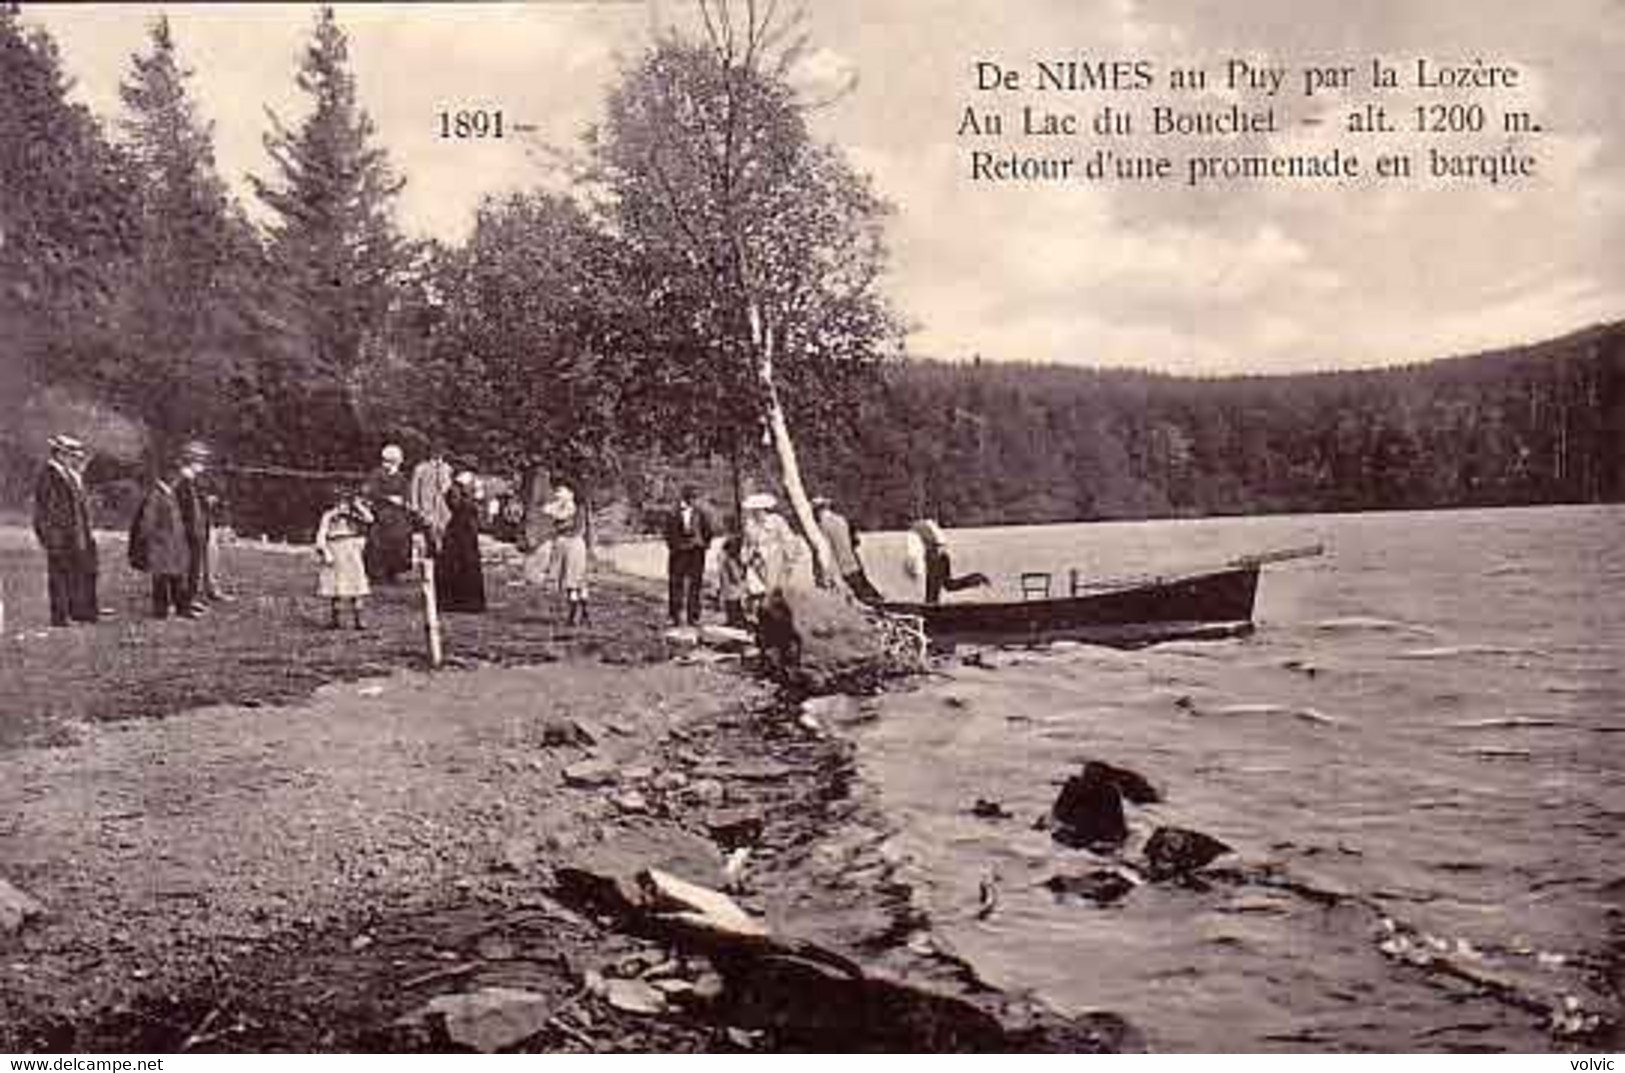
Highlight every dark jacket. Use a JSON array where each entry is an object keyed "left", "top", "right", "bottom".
[
  {"left": 33, "top": 462, "right": 95, "bottom": 558},
  {"left": 175, "top": 474, "right": 211, "bottom": 550},
  {"left": 137, "top": 481, "right": 190, "bottom": 576},
  {"left": 663, "top": 501, "right": 714, "bottom": 553}
]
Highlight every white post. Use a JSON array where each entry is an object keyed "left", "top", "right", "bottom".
[{"left": 418, "top": 543, "right": 443, "bottom": 669}]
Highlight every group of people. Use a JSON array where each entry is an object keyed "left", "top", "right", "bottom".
[
  {"left": 662, "top": 485, "right": 824, "bottom": 629},
  {"left": 660, "top": 483, "right": 988, "bottom": 629},
  {"left": 314, "top": 443, "right": 492, "bottom": 629},
  {"left": 31, "top": 431, "right": 986, "bottom": 634},
  {"left": 314, "top": 443, "right": 594, "bottom": 630},
  {"left": 31, "top": 433, "right": 233, "bottom": 627},
  {"left": 26, "top": 434, "right": 507, "bottom": 632},
  {"left": 127, "top": 439, "right": 232, "bottom": 619},
  {"left": 662, "top": 486, "right": 825, "bottom": 629}
]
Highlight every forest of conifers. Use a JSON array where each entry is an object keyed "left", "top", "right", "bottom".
[{"left": 802, "top": 320, "right": 1625, "bottom": 528}]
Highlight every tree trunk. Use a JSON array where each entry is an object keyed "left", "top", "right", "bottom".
[
  {"left": 729, "top": 435, "right": 744, "bottom": 526},
  {"left": 749, "top": 303, "right": 838, "bottom": 588},
  {"left": 519, "top": 464, "right": 553, "bottom": 551}
]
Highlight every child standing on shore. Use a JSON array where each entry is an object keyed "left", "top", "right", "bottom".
[
  {"left": 716, "top": 533, "right": 750, "bottom": 627},
  {"left": 542, "top": 484, "right": 591, "bottom": 626},
  {"left": 315, "top": 485, "right": 373, "bottom": 629}
]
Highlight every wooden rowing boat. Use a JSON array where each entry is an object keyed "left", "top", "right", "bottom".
[{"left": 879, "top": 544, "right": 1320, "bottom": 649}]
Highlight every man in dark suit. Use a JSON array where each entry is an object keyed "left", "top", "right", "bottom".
[
  {"left": 32, "top": 434, "right": 99, "bottom": 627},
  {"left": 173, "top": 440, "right": 213, "bottom": 613},
  {"left": 662, "top": 484, "right": 714, "bottom": 627}
]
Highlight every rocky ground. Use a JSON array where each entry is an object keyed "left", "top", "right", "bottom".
[{"left": 0, "top": 537, "right": 1134, "bottom": 1053}]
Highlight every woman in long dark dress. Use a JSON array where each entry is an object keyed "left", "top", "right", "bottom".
[
  {"left": 363, "top": 444, "right": 415, "bottom": 582},
  {"left": 435, "top": 472, "right": 486, "bottom": 613}
]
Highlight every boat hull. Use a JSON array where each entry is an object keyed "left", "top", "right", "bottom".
[{"left": 881, "top": 565, "right": 1260, "bottom": 648}]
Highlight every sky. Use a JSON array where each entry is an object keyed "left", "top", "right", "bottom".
[{"left": 25, "top": 0, "right": 1625, "bottom": 375}]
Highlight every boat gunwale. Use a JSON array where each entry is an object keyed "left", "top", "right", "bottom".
[{"left": 878, "top": 562, "right": 1262, "bottom": 617}]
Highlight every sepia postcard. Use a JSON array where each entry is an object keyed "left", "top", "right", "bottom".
[{"left": 0, "top": 0, "right": 1619, "bottom": 1057}]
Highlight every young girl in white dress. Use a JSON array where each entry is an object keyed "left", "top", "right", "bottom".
[
  {"left": 543, "top": 484, "right": 591, "bottom": 625},
  {"left": 315, "top": 486, "right": 374, "bottom": 629}
]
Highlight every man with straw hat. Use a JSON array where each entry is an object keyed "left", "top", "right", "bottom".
[
  {"left": 32, "top": 434, "right": 99, "bottom": 627},
  {"left": 174, "top": 440, "right": 214, "bottom": 613},
  {"left": 740, "top": 492, "right": 812, "bottom": 597}
]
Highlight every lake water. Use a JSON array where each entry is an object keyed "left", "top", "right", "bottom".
[{"left": 845, "top": 505, "right": 1624, "bottom": 1052}]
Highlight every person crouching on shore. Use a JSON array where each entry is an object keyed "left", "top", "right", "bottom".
[{"left": 315, "top": 484, "right": 373, "bottom": 629}]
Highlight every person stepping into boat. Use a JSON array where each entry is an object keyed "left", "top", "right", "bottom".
[{"left": 904, "top": 518, "right": 990, "bottom": 604}]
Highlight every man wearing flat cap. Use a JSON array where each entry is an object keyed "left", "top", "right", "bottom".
[{"left": 32, "top": 434, "right": 99, "bottom": 626}]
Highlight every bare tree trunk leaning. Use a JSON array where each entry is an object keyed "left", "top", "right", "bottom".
[{"left": 750, "top": 303, "right": 838, "bottom": 588}]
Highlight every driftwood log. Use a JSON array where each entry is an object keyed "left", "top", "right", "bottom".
[{"left": 552, "top": 862, "right": 1132, "bottom": 1052}]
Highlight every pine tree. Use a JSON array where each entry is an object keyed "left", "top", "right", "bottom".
[
  {"left": 249, "top": 5, "right": 406, "bottom": 466},
  {"left": 113, "top": 14, "right": 259, "bottom": 450},
  {"left": 0, "top": 3, "right": 134, "bottom": 387}
]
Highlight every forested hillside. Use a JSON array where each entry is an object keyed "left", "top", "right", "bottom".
[{"left": 800, "top": 321, "right": 1625, "bottom": 528}]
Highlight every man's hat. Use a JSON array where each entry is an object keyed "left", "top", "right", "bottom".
[
  {"left": 741, "top": 492, "right": 777, "bottom": 511},
  {"left": 48, "top": 434, "right": 86, "bottom": 455},
  {"left": 179, "top": 440, "right": 212, "bottom": 462},
  {"left": 810, "top": 495, "right": 832, "bottom": 508}
]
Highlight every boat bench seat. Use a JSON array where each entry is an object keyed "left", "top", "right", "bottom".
[{"left": 1019, "top": 572, "right": 1052, "bottom": 600}]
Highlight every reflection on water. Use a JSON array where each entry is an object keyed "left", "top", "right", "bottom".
[{"left": 853, "top": 505, "right": 1624, "bottom": 1052}]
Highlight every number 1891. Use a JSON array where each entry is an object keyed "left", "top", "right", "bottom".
[{"left": 438, "top": 109, "right": 504, "bottom": 139}]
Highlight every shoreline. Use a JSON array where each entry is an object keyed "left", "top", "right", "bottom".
[{"left": 0, "top": 539, "right": 1130, "bottom": 1052}]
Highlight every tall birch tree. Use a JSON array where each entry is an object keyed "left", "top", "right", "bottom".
[{"left": 591, "top": 1, "right": 901, "bottom": 584}]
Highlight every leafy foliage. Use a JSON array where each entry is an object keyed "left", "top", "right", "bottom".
[
  {"left": 589, "top": 21, "right": 903, "bottom": 469},
  {"left": 419, "top": 193, "right": 633, "bottom": 486}
]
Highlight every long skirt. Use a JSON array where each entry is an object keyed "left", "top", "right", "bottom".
[
  {"left": 319, "top": 537, "right": 370, "bottom": 598},
  {"left": 364, "top": 503, "right": 415, "bottom": 580},
  {"left": 435, "top": 519, "right": 486, "bottom": 613},
  {"left": 553, "top": 535, "right": 588, "bottom": 594}
]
